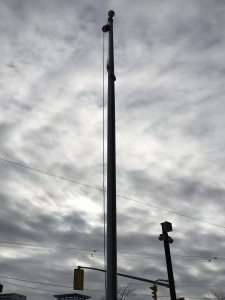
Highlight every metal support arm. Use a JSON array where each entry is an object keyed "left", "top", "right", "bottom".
[{"left": 77, "top": 266, "right": 169, "bottom": 288}]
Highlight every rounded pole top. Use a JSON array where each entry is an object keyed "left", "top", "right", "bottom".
[{"left": 108, "top": 10, "right": 115, "bottom": 17}]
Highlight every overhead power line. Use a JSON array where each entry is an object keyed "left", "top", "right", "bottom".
[
  {"left": 0, "top": 156, "right": 225, "bottom": 229},
  {"left": 0, "top": 240, "right": 95, "bottom": 251},
  {"left": 0, "top": 157, "right": 102, "bottom": 191},
  {"left": 0, "top": 275, "right": 103, "bottom": 293},
  {"left": 0, "top": 275, "right": 71, "bottom": 288},
  {"left": 118, "top": 195, "right": 225, "bottom": 229},
  {"left": 0, "top": 278, "right": 220, "bottom": 299},
  {"left": 0, "top": 279, "right": 57, "bottom": 293},
  {"left": 0, "top": 274, "right": 223, "bottom": 298},
  {"left": 0, "top": 240, "right": 223, "bottom": 261}
]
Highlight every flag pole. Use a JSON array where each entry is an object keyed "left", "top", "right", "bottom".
[{"left": 102, "top": 10, "right": 117, "bottom": 300}]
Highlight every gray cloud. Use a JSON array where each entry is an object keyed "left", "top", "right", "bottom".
[{"left": 0, "top": 0, "right": 225, "bottom": 299}]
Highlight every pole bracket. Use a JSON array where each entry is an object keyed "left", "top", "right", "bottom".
[{"left": 102, "top": 24, "right": 110, "bottom": 32}]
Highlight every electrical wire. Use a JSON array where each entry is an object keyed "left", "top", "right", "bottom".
[
  {"left": 0, "top": 240, "right": 97, "bottom": 251},
  {"left": 1, "top": 275, "right": 224, "bottom": 294},
  {"left": 0, "top": 157, "right": 102, "bottom": 192},
  {"left": 0, "top": 273, "right": 223, "bottom": 299},
  {"left": 118, "top": 194, "right": 225, "bottom": 229},
  {"left": 0, "top": 156, "right": 225, "bottom": 230},
  {"left": 0, "top": 278, "right": 220, "bottom": 299},
  {"left": 0, "top": 279, "right": 57, "bottom": 293},
  {"left": 0, "top": 275, "right": 104, "bottom": 293},
  {"left": 1, "top": 271, "right": 71, "bottom": 280},
  {"left": 0, "top": 240, "right": 224, "bottom": 261},
  {"left": 0, "top": 275, "right": 71, "bottom": 288}
]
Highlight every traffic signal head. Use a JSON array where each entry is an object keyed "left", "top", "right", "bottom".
[
  {"left": 73, "top": 268, "right": 84, "bottom": 290},
  {"left": 150, "top": 284, "right": 157, "bottom": 300}
]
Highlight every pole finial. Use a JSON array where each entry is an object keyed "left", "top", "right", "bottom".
[{"left": 108, "top": 10, "right": 115, "bottom": 17}]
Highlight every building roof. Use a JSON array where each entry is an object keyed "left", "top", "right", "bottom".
[
  {"left": 53, "top": 293, "right": 91, "bottom": 300},
  {"left": 0, "top": 294, "right": 26, "bottom": 298},
  {"left": 0, "top": 293, "right": 26, "bottom": 297}
]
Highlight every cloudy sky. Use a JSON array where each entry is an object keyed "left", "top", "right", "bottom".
[{"left": 0, "top": 1, "right": 225, "bottom": 299}]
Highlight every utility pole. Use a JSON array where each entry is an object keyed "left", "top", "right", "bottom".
[
  {"left": 102, "top": 10, "right": 117, "bottom": 300},
  {"left": 159, "top": 222, "right": 177, "bottom": 300}
]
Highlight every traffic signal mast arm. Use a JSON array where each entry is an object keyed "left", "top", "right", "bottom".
[{"left": 76, "top": 266, "right": 169, "bottom": 288}]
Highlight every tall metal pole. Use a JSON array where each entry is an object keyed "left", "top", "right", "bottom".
[{"left": 102, "top": 10, "right": 117, "bottom": 300}]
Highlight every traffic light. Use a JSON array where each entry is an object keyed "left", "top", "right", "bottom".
[
  {"left": 73, "top": 268, "right": 84, "bottom": 290},
  {"left": 150, "top": 284, "right": 157, "bottom": 300}
]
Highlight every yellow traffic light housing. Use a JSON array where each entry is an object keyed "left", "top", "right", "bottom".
[
  {"left": 150, "top": 284, "right": 157, "bottom": 300},
  {"left": 73, "top": 268, "right": 84, "bottom": 290}
]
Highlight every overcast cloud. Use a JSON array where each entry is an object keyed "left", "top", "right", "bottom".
[{"left": 0, "top": 1, "right": 225, "bottom": 300}]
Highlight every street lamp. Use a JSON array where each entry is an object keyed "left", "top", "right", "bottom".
[{"left": 158, "top": 222, "right": 176, "bottom": 300}]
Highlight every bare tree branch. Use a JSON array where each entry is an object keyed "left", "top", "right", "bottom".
[
  {"left": 118, "top": 283, "right": 136, "bottom": 300},
  {"left": 210, "top": 289, "right": 225, "bottom": 300}
]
